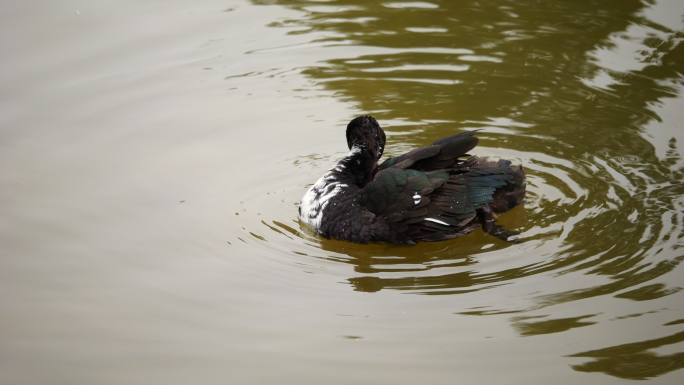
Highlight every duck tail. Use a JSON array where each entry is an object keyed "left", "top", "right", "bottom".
[{"left": 475, "top": 158, "right": 526, "bottom": 213}]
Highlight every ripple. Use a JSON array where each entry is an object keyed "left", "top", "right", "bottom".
[
  {"left": 458, "top": 55, "right": 504, "bottom": 63},
  {"left": 302, "top": 5, "right": 364, "bottom": 14},
  {"left": 360, "top": 64, "right": 470, "bottom": 73},
  {"left": 405, "top": 27, "right": 449, "bottom": 33},
  {"left": 383, "top": 2, "right": 439, "bottom": 10}
]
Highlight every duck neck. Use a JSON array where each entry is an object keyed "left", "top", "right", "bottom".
[{"left": 334, "top": 145, "right": 378, "bottom": 187}]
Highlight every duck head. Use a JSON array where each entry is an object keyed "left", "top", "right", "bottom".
[{"left": 346, "top": 115, "right": 386, "bottom": 160}]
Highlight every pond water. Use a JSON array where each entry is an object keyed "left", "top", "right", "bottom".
[{"left": 1, "top": 0, "right": 683, "bottom": 384}]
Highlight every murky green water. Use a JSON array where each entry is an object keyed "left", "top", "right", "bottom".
[{"left": 1, "top": 0, "right": 683, "bottom": 384}]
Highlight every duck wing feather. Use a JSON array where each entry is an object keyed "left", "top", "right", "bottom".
[{"left": 379, "top": 131, "right": 478, "bottom": 171}]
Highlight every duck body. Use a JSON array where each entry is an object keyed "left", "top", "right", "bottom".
[{"left": 299, "top": 116, "right": 525, "bottom": 244}]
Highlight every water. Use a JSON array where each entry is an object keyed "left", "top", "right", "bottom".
[{"left": 1, "top": 0, "right": 683, "bottom": 384}]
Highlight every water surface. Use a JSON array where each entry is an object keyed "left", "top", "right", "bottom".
[{"left": 1, "top": 0, "right": 683, "bottom": 384}]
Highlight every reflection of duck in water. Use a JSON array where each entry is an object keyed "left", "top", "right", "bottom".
[{"left": 299, "top": 115, "right": 525, "bottom": 244}]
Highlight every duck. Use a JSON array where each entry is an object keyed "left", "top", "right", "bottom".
[{"left": 299, "top": 115, "right": 525, "bottom": 244}]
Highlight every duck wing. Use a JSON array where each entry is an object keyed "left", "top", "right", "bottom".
[
  {"left": 379, "top": 131, "right": 478, "bottom": 171},
  {"left": 361, "top": 167, "right": 448, "bottom": 222},
  {"left": 361, "top": 158, "right": 518, "bottom": 242}
]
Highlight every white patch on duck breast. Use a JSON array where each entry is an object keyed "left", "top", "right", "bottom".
[
  {"left": 299, "top": 176, "right": 343, "bottom": 229},
  {"left": 299, "top": 147, "right": 360, "bottom": 230},
  {"left": 412, "top": 192, "right": 421, "bottom": 205}
]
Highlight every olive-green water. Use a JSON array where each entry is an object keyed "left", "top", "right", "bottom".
[{"left": 1, "top": 0, "right": 683, "bottom": 384}]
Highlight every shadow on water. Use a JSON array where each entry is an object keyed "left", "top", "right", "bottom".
[
  {"left": 511, "top": 313, "right": 598, "bottom": 336},
  {"left": 569, "top": 330, "right": 684, "bottom": 380},
  {"left": 248, "top": 0, "right": 684, "bottom": 380}
]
